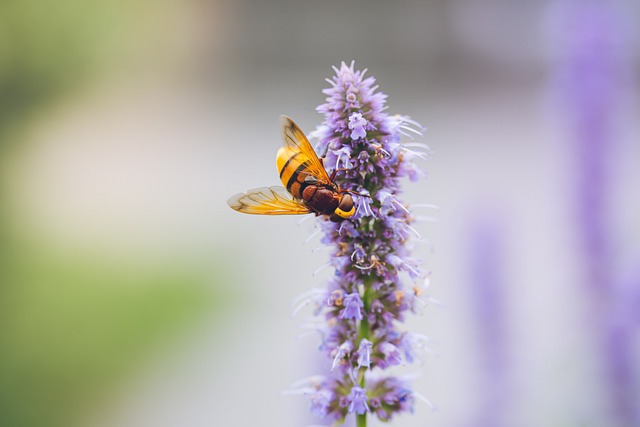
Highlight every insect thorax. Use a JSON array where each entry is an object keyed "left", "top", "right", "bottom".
[{"left": 307, "top": 186, "right": 340, "bottom": 215}]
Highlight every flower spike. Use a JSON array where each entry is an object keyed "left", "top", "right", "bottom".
[{"left": 295, "top": 62, "right": 431, "bottom": 425}]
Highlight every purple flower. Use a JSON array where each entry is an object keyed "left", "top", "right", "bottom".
[
  {"left": 331, "top": 340, "right": 354, "bottom": 371},
  {"left": 353, "top": 188, "right": 375, "bottom": 219},
  {"left": 309, "top": 388, "right": 333, "bottom": 418},
  {"left": 367, "top": 375, "right": 417, "bottom": 419},
  {"left": 551, "top": 2, "right": 636, "bottom": 426},
  {"left": 340, "top": 292, "right": 364, "bottom": 320},
  {"left": 399, "top": 332, "right": 433, "bottom": 364},
  {"left": 287, "top": 376, "right": 345, "bottom": 422},
  {"left": 333, "top": 145, "right": 353, "bottom": 170},
  {"left": 357, "top": 339, "right": 373, "bottom": 369},
  {"left": 377, "top": 190, "right": 399, "bottom": 217},
  {"left": 378, "top": 342, "right": 402, "bottom": 367},
  {"left": 347, "top": 386, "right": 369, "bottom": 414},
  {"left": 348, "top": 112, "right": 368, "bottom": 140},
  {"left": 296, "top": 62, "right": 429, "bottom": 424}
]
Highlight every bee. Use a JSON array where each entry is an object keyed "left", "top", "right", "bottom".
[{"left": 227, "top": 115, "right": 356, "bottom": 222}]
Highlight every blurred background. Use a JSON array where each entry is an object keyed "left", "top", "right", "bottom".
[{"left": 1, "top": 0, "right": 638, "bottom": 426}]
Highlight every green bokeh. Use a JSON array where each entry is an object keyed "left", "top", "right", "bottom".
[
  {"left": 0, "top": 240, "right": 230, "bottom": 427},
  {"left": 0, "top": 0, "right": 170, "bottom": 136},
  {"left": 0, "top": 1, "right": 232, "bottom": 426}
]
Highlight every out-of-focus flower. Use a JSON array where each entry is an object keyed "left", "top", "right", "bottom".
[
  {"left": 465, "top": 214, "right": 511, "bottom": 427},
  {"left": 551, "top": 1, "right": 637, "bottom": 426}
]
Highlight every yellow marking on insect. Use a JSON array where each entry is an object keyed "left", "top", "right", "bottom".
[
  {"left": 334, "top": 204, "right": 355, "bottom": 219},
  {"left": 228, "top": 116, "right": 352, "bottom": 220},
  {"left": 276, "top": 147, "right": 298, "bottom": 187}
]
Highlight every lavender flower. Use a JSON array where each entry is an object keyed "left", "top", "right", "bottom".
[
  {"left": 465, "top": 214, "right": 511, "bottom": 427},
  {"left": 292, "top": 62, "right": 431, "bottom": 426},
  {"left": 551, "top": 1, "right": 635, "bottom": 426},
  {"left": 347, "top": 386, "right": 369, "bottom": 415}
]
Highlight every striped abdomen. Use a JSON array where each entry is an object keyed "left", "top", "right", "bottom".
[
  {"left": 275, "top": 146, "right": 344, "bottom": 218},
  {"left": 276, "top": 147, "right": 313, "bottom": 199}
]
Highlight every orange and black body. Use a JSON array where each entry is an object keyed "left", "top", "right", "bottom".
[
  {"left": 228, "top": 115, "right": 356, "bottom": 222},
  {"left": 277, "top": 146, "right": 346, "bottom": 219}
]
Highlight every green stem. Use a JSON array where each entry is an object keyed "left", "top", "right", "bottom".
[
  {"left": 356, "top": 277, "right": 373, "bottom": 427},
  {"left": 359, "top": 316, "right": 370, "bottom": 341},
  {"left": 359, "top": 277, "right": 373, "bottom": 351}
]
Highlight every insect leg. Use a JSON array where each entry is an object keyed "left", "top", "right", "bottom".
[{"left": 329, "top": 167, "right": 352, "bottom": 181}]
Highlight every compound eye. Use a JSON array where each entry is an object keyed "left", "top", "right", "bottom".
[{"left": 334, "top": 194, "right": 355, "bottom": 219}]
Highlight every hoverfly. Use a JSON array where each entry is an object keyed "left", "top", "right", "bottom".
[{"left": 227, "top": 115, "right": 356, "bottom": 222}]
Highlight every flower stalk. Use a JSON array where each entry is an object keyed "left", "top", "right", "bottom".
[{"left": 293, "top": 62, "right": 431, "bottom": 426}]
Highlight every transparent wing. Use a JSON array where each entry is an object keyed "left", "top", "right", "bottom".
[
  {"left": 227, "top": 186, "right": 311, "bottom": 215},
  {"left": 279, "top": 115, "right": 331, "bottom": 184}
]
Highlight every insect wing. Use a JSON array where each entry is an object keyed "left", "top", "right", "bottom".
[
  {"left": 279, "top": 115, "right": 331, "bottom": 184},
  {"left": 227, "top": 186, "right": 310, "bottom": 215}
]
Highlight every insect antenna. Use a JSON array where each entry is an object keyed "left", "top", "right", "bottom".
[{"left": 339, "top": 188, "right": 372, "bottom": 199}]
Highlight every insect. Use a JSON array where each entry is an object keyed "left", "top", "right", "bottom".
[{"left": 227, "top": 115, "right": 356, "bottom": 222}]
